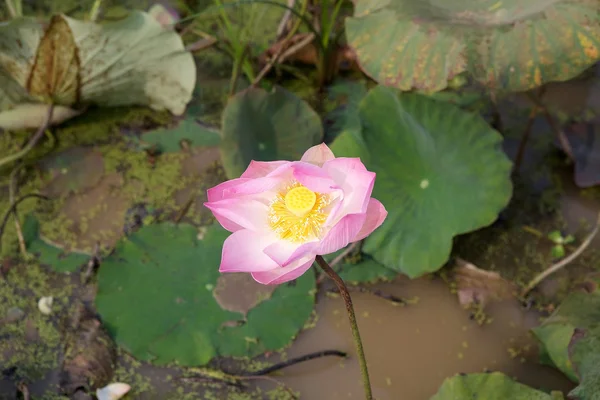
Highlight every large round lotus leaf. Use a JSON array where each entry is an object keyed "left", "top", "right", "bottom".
[
  {"left": 95, "top": 223, "right": 316, "bottom": 366},
  {"left": 331, "top": 85, "right": 512, "bottom": 278},
  {"left": 431, "top": 372, "right": 558, "bottom": 400},
  {"left": 220, "top": 86, "right": 323, "bottom": 178},
  {"left": 346, "top": 0, "right": 600, "bottom": 92}
]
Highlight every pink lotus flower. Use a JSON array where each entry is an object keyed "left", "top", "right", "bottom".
[{"left": 204, "top": 143, "right": 387, "bottom": 285}]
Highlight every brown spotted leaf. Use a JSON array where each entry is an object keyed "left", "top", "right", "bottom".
[
  {"left": 346, "top": 0, "right": 600, "bottom": 92},
  {"left": 27, "top": 15, "right": 80, "bottom": 105}
]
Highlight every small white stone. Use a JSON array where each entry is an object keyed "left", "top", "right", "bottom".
[
  {"left": 38, "top": 296, "right": 53, "bottom": 315},
  {"left": 96, "top": 383, "right": 131, "bottom": 400},
  {"left": 420, "top": 179, "right": 430, "bottom": 189}
]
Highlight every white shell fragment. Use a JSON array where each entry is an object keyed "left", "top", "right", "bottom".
[
  {"left": 37, "top": 296, "right": 53, "bottom": 315},
  {"left": 96, "top": 382, "right": 131, "bottom": 400}
]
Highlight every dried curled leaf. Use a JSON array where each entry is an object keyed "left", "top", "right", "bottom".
[
  {"left": 0, "top": 11, "right": 195, "bottom": 129},
  {"left": 27, "top": 15, "right": 80, "bottom": 105},
  {"left": 453, "top": 258, "right": 517, "bottom": 307}
]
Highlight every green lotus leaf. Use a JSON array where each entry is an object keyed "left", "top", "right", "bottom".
[
  {"left": 346, "top": 0, "right": 600, "bottom": 92},
  {"left": 95, "top": 223, "right": 316, "bottom": 366},
  {"left": 532, "top": 284, "right": 600, "bottom": 396},
  {"left": 22, "top": 215, "right": 89, "bottom": 273},
  {"left": 568, "top": 326, "right": 600, "bottom": 399},
  {"left": 338, "top": 256, "right": 397, "bottom": 284},
  {"left": 139, "top": 118, "right": 221, "bottom": 153},
  {"left": 431, "top": 372, "right": 560, "bottom": 400},
  {"left": 220, "top": 86, "right": 322, "bottom": 178},
  {"left": 331, "top": 85, "right": 512, "bottom": 277}
]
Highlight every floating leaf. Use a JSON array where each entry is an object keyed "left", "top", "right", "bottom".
[
  {"left": 95, "top": 223, "right": 316, "bottom": 366},
  {"left": 431, "top": 372, "right": 559, "bottom": 400},
  {"left": 139, "top": 119, "right": 220, "bottom": 153},
  {"left": 346, "top": 0, "right": 600, "bottom": 92},
  {"left": 22, "top": 215, "right": 89, "bottom": 273},
  {"left": 532, "top": 284, "right": 600, "bottom": 383},
  {"left": 220, "top": 86, "right": 322, "bottom": 178},
  {"left": 337, "top": 256, "right": 397, "bottom": 284},
  {"left": 568, "top": 327, "right": 600, "bottom": 399},
  {"left": 0, "top": 11, "right": 195, "bottom": 129},
  {"left": 38, "top": 147, "right": 105, "bottom": 197},
  {"left": 331, "top": 85, "right": 512, "bottom": 277}
]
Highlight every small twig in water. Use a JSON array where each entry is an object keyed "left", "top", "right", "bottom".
[
  {"left": 522, "top": 213, "right": 600, "bottom": 297},
  {"left": 329, "top": 285, "right": 406, "bottom": 305},
  {"left": 241, "top": 349, "right": 346, "bottom": 376}
]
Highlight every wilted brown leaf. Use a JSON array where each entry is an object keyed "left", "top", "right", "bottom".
[
  {"left": 27, "top": 15, "right": 80, "bottom": 105},
  {"left": 453, "top": 258, "right": 517, "bottom": 308}
]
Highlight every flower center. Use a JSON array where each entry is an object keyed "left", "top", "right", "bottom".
[
  {"left": 268, "top": 182, "right": 330, "bottom": 242},
  {"left": 285, "top": 186, "right": 317, "bottom": 217}
]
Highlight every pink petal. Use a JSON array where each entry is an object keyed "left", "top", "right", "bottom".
[
  {"left": 264, "top": 240, "right": 318, "bottom": 266},
  {"left": 301, "top": 143, "right": 336, "bottom": 166},
  {"left": 241, "top": 160, "right": 290, "bottom": 179},
  {"left": 220, "top": 230, "right": 279, "bottom": 272},
  {"left": 204, "top": 198, "right": 269, "bottom": 233},
  {"left": 318, "top": 213, "right": 367, "bottom": 255},
  {"left": 323, "top": 157, "right": 375, "bottom": 215},
  {"left": 207, "top": 175, "right": 285, "bottom": 203},
  {"left": 207, "top": 178, "right": 251, "bottom": 202},
  {"left": 291, "top": 162, "right": 339, "bottom": 193},
  {"left": 251, "top": 255, "right": 316, "bottom": 285},
  {"left": 353, "top": 198, "right": 388, "bottom": 241}
]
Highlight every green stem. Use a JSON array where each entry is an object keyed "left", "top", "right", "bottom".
[
  {"left": 89, "top": 0, "right": 102, "bottom": 21},
  {"left": 177, "top": 0, "right": 324, "bottom": 52},
  {"left": 213, "top": 0, "right": 256, "bottom": 83},
  {"left": 229, "top": 45, "right": 250, "bottom": 96},
  {"left": 315, "top": 255, "right": 373, "bottom": 400},
  {"left": 4, "top": 0, "right": 18, "bottom": 18}
]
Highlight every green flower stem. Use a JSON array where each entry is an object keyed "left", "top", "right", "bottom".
[{"left": 315, "top": 255, "right": 373, "bottom": 400}]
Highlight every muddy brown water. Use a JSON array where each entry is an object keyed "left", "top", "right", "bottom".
[{"left": 277, "top": 277, "right": 574, "bottom": 400}]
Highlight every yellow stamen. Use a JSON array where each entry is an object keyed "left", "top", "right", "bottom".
[
  {"left": 268, "top": 182, "right": 330, "bottom": 242},
  {"left": 285, "top": 186, "right": 317, "bottom": 217}
]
